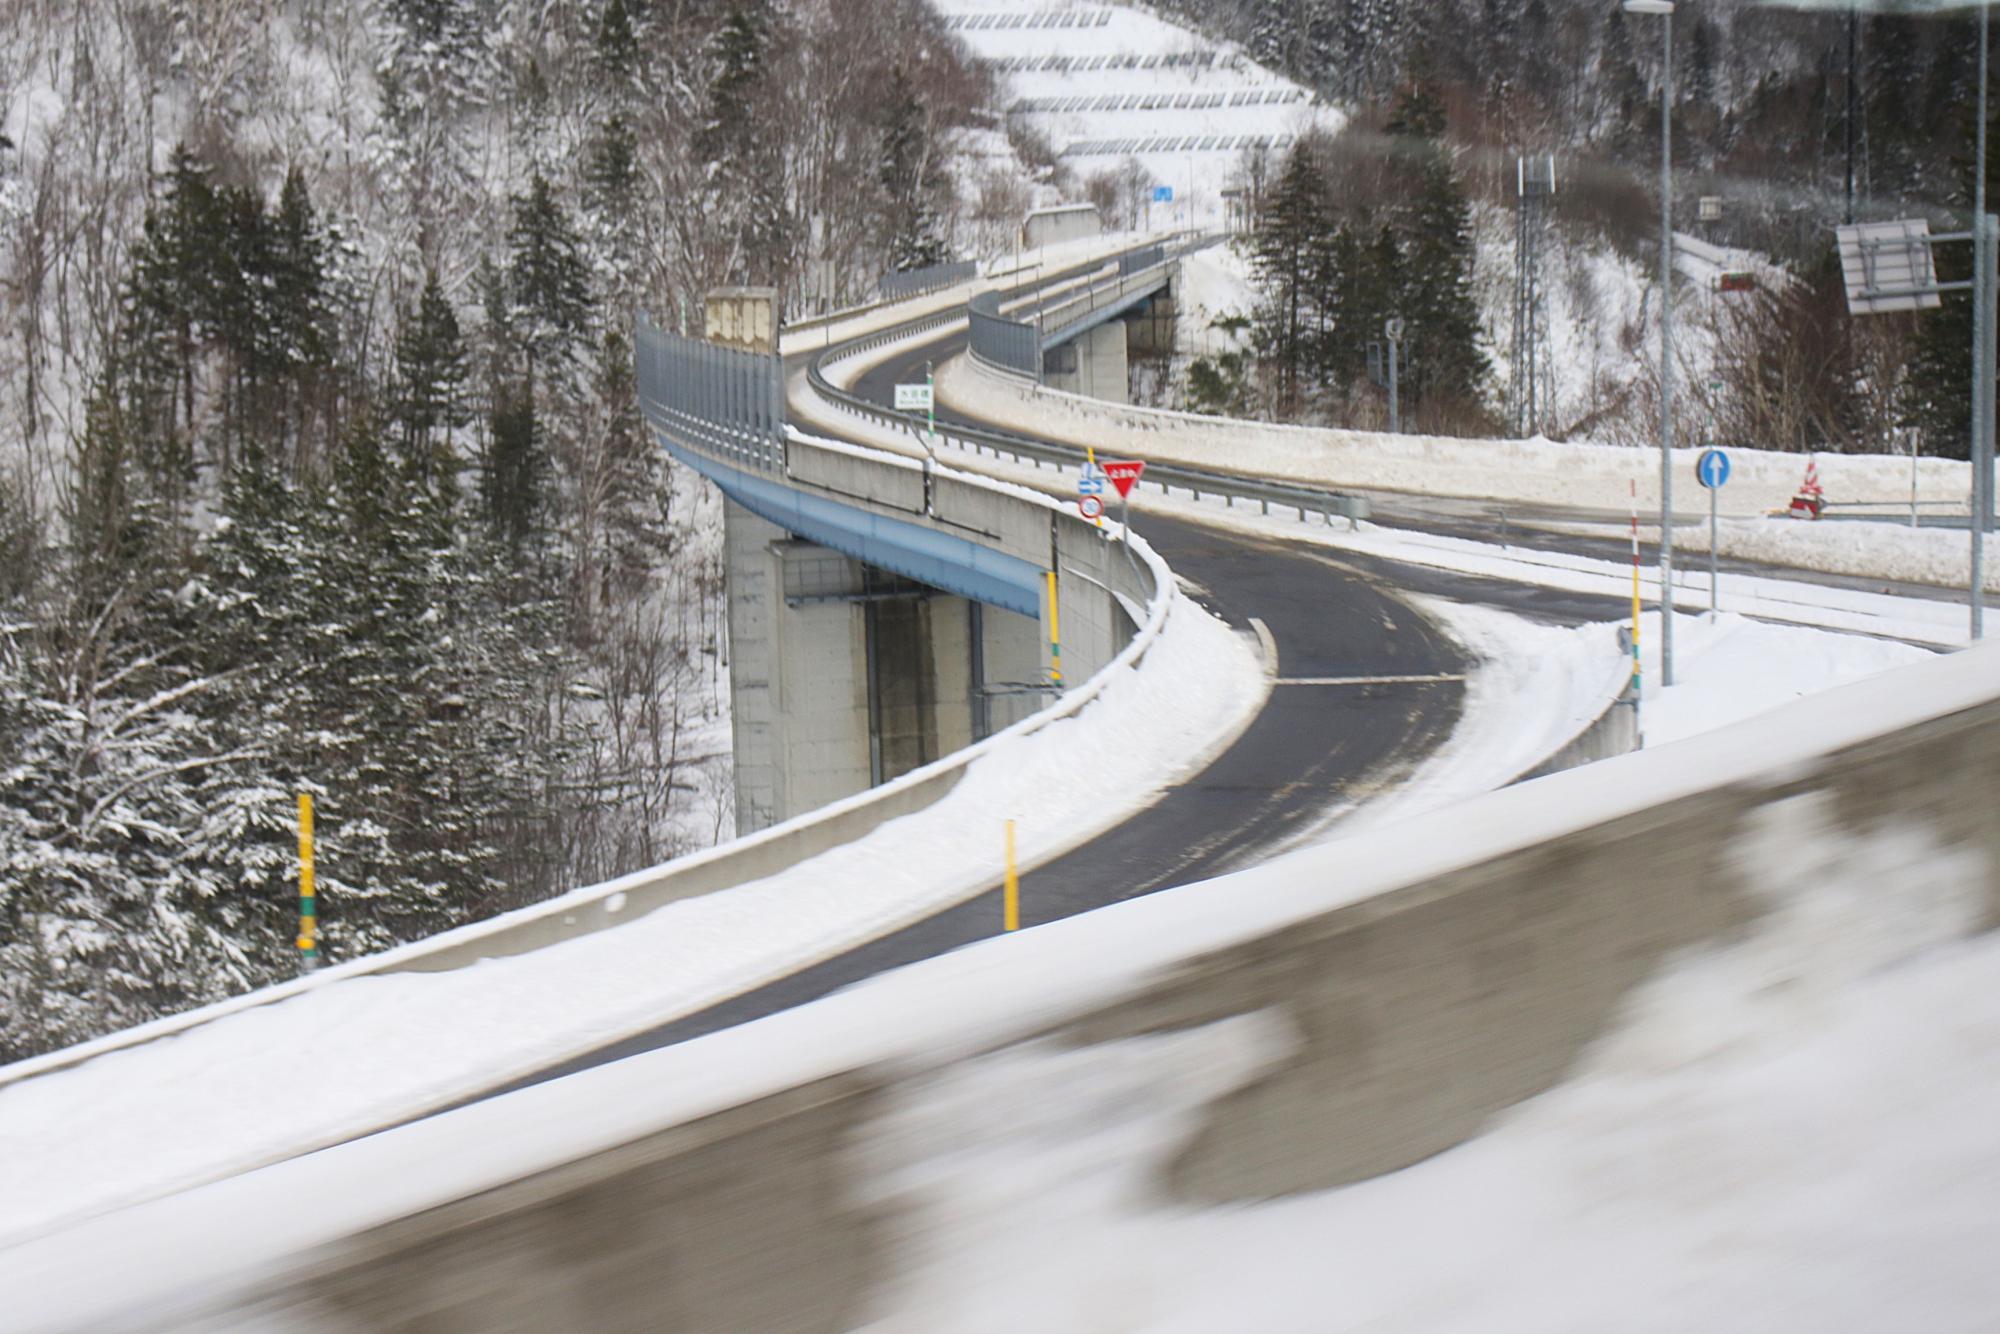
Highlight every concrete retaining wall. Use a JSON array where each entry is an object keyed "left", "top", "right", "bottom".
[
  {"left": 939, "top": 350, "right": 1977, "bottom": 520},
  {"left": 1520, "top": 695, "right": 1641, "bottom": 781},
  {"left": 19, "top": 644, "right": 1996, "bottom": 1334}
]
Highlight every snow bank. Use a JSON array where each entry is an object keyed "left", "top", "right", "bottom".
[
  {"left": 1327, "top": 603, "right": 1628, "bottom": 839},
  {"left": 1641, "top": 612, "right": 1935, "bottom": 748},
  {"left": 860, "top": 794, "right": 2000, "bottom": 1334},
  {"left": 1708, "top": 515, "right": 2000, "bottom": 594},
  {"left": 0, "top": 575, "right": 1264, "bottom": 1249},
  {"left": 8, "top": 643, "right": 1994, "bottom": 1334},
  {"left": 939, "top": 350, "right": 1984, "bottom": 534}
]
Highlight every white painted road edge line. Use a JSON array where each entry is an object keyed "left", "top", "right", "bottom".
[{"left": 1276, "top": 673, "right": 1469, "bottom": 686}]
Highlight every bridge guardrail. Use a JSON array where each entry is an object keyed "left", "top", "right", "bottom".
[
  {"left": 878, "top": 259, "right": 980, "bottom": 302},
  {"left": 636, "top": 318, "right": 787, "bottom": 474},
  {"left": 807, "top": 284, "right": 1370, "bottom": 529},
  {"left": 967, "top": 288, "right": 1041, "bottom": 376}
]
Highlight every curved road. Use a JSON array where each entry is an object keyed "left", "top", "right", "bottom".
[{"left": 485, "top": 323, "right": 1635, "bottom": 1094}]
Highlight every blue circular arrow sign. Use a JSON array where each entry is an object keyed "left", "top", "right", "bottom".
[{"left": 1696, "top": 447, "right": 1732, "bottom": 490}]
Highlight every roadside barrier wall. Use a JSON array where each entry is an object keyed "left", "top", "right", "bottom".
[{"left": 21, "top": 643, "right": 1996, "bottom": 1334}]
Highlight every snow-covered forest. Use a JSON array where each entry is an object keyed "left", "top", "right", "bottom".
[
  {"left": 0, "top": 0, "right": 991, "bottom": 1062},
  {"left": 1164, "top": 0, "right": 1996, "bottom": 455}
]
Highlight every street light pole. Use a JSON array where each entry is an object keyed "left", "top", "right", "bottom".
[
  {"left": 1627, "top": 0, "right": 1677, "bottom": 686},
  {"left": 1968, "top": 0, "right": 1984, "bottom": 640}
]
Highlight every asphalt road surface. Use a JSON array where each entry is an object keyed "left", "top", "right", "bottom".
[{"left": 477, "top": 329, "right": 1637, "bottom": 1097}]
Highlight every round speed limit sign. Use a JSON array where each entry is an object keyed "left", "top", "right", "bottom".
[{"left": 1078, "top": 495, "right": 1105, "bottom": 520}]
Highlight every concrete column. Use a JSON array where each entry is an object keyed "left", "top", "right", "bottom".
[
  {"left": 777, "top": 549, "right": 872, "bottom": 820},
  {"left": 1126, "top": 292, "right": 1176, "bottom": 355},
  {"left": 930, "top": 596, "right": 975, "bottom": 758},
  {"left": 726, "top": 505, "right": 1051, "bottom": 826},
  {"left": 866, "top": 593, "right": 937, "bottom": 785},
  {"left": 725, "top": 501, "right": 872, "bottom": 833},
  {"left": 981, "top": 604, "right": 1046, "bottom": 733},
  {"left": 724, "top": 499, "right": 784, "bottom": 834},
  {"left": 1044, "top": 322, "right": 1130, "bottom": 403}
]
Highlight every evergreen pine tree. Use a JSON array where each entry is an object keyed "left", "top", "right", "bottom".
[
  {"left": 1902, "top": 92, "right": 1999, "bottom": 459},
  {"left": 595, "top": 0, "right": 641, "bottom": 85},
  {"left": 508, "top": 174, "right": 593, "bottom": 370},
  {"left": 1254, "top": 144, "right": 1331, "bottom": 416},
  {"left": 0, "top": 552, "right": 282, "bottom": 1061},
  {"left": 699, "top": 3, "right": 770, "bottom": 169},
  {"left": 392, "top": 269, "right": 472, "bottom": 495},
  {"left": 879, "top": 69, "right": 953, "bottom": 272},
  {"left": 484, "top": 379, "right": 549, "bottom": 556},
  {"left": 586, "top": 113, "right": 640, "bottom": 216},
  {"left": 1401, "top": 153, "right": 1490, "bottom": 425},
  {"left": 123, "top": 147, "right": 225, "bottom": 473}
]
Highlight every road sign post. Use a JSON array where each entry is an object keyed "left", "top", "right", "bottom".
[
  {"left": 899, "top": 375, "right": 940, "bottom": 515},
  {"left": 1077, "top": 457, "right": 1105, "bottom": 527},
  {"left": 1696, "top": 447, "right": 1731, "bottom": 616},
  {"left": 1003, "top": 819, "right": 1019, "bottom": 932},
  {"left": 1835, "top": 205, "right": 1994, "bottom": 641},
  {"left": 1102, "top": 459, "right": 1147, "bottom": 576},
  {"left": 1384, "top": 318, "right": 1404, "bottom": 433}
]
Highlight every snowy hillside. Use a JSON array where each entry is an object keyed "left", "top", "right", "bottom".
[{"left": 935, "top": 1, "right": 1341, "bottom": 230}]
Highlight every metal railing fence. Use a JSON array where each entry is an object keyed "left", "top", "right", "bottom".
[
  {"left": 635, "top": 316, "right": 787, "bottom": 474},
  {"left": 878, "top": 259, "right": 980, "bottom": 302}
]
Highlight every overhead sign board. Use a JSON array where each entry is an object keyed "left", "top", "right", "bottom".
[
  {"left": 894, "top": 383, "right": 934, "bottom": 412},
  {"left": 1102, "top": 459, "right": 1146, "bottom": 498},
  {"left": 1835, "top": 219, "right": 1943, "bottom": 315}
]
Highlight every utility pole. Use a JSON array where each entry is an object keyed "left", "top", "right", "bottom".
[
  {"left": 1977, "top": 0, "right": 1995, "bottom": 639},
  {"left": 1846, "top": 4, "right": 1859, "bottom": 226},
  {"left": 1626, "top": 0, "right": 1678, "bottom": 685}
]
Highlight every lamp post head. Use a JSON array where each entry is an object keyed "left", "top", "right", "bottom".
[{"left": 1623, "top": 0, "right": 1675, "bottom": 12}]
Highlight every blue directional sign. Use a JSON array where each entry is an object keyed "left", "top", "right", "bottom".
[
  {"left": 1152, "top": 185, "right": 1175, "bottom": 203},
  {"left": 1696, "top": 448, "right": 1731, "bottom": 490},
  {"left": 1078, "top": 476, "right": 1105, "bottom": 496}
]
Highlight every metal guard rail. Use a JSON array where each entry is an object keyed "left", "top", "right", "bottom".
[{"left": 806, "top": 297, "right": 1370, "bottom": 529}]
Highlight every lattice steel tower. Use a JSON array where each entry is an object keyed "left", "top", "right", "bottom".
[{"left": 1512, "top": 156, "right": 1558, "bottom": 437}]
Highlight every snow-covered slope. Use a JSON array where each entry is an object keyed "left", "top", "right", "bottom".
[{"left": 937, "top": 1, "right": 1341, "bottom": 230}]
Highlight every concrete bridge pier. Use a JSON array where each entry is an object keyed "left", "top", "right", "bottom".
[
  {"left": 725, "top": 500, "right": 1047, "bottom": 835},
  {"left": 1040, "top": 289, "right": 1177, "bottom": 406}
]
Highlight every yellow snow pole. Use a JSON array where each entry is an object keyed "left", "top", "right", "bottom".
[
  {"left": 1047, "top": 570, "right": 1062, "bottom": 686},
  {"left": 297, "top": 793, "right": 318, "bottom": 970},
  {"left": 1004, "top": 819, "right": 1020, "bottom": 932}
]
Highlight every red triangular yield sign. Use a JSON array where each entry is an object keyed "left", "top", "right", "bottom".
[{"left": 1102, "top": 459, "right": 1145, "bottom": 499}]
